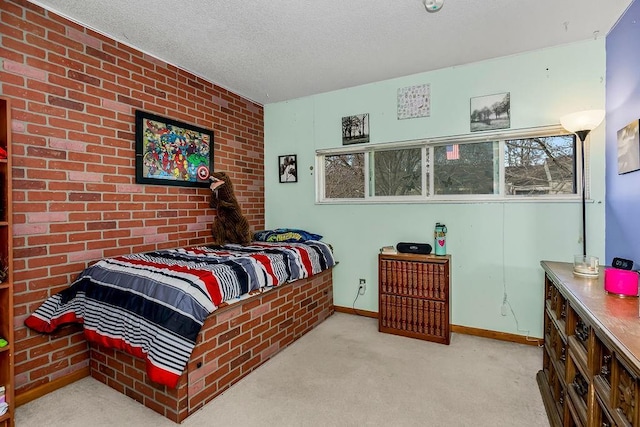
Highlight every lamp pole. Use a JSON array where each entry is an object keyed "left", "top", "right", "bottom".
[
  {"left": 559, "top": 109, "right": 605, "bottom": 259},
  {"left": 576, "top": 130, "right": 590, "bottom": 258}
]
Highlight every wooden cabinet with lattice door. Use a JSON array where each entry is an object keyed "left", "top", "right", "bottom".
[
  {"left": 0, "top": 97, "right": 14, "bottom": 427},
  {"left": 378, "top": 253, "right": 451, "bottom": 345}
]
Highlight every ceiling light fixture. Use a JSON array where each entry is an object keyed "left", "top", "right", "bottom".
[{"left": 424, "top": 0, "right": 444, "bottom": 12}]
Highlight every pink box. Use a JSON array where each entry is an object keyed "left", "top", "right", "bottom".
[{"left": 604, "top": 267, "right": 639, "bottom": 297}]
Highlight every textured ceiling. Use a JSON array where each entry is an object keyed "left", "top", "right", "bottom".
[{"left": 30, "top": 0, "right": 633, "bottom": 105}]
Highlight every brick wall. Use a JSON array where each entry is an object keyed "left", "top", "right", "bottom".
[
  {"left": 0, "top": 0, "right": 265, "bottom": 396},
  {"left": 91, "top": 268, "right": 334, "bottom": 423}
]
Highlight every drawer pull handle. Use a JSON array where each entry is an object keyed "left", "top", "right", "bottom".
[
  {"left": 575, "top": 320, "right": 589, "bottom": 342},
  {"left": 573, "top": 375, "right": 588, "bottom": 397},
  {"left": 600, "top": 355, "right": 612, "bottom": 377}
]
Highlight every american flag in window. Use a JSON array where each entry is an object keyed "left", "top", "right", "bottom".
[{"left": 446, "top": 144, "right": 459, "bottom": 160}]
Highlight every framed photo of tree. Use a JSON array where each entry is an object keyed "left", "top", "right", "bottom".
[
  {"left": 342, "top": 113, "right": 369, "bottom": 145},
  {"left": 470, "top": 93, "right": 510, "bottom": 132}
]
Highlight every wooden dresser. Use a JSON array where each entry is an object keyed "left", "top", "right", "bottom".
[
  {"left": 378, "top": 253, "right": 450, "bottom": 345},
  {"left": 539, "top": 261, "right": 640, "bottom": 427}
]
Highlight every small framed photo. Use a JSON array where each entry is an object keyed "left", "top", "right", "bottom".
[
  {"left": 278, "top": 154, "right": 297, "bottom": 183},
  {"left": 617, "top": 119, "right": 640, "bottom": 174},
  {"left": 470, "top": 92, "right": 510, "bottom": 132},
  {"left": 342, "top": 113, "right": 369, "bottom": 145}
]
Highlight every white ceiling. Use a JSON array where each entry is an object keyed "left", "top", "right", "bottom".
[{"left": 30, "top": 0, "right": 633, "bottom": 105}]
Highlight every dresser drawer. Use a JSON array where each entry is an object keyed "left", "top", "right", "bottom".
[
  {"left": 568, "top": 305, "right": 590, "bottom": 356},
  {"left": 567, "top": 369, "right": 588, "bottom": 425},
  {"left": 548, "top": 360, "right": 567, "bottom": 420},
  {"left": 548, "top": 286, "right": 567, "bottom": 333},
  {"left": 594, "top": 334, "right": 613, "bottom": 395}
]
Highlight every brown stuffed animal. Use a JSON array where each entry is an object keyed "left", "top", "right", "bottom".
[{"left": 209, "top": 171, "right": 252, "bottom": 245}]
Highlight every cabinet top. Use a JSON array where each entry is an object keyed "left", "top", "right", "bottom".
[
  {"left": 379, "top": 253, "right": 450, "bottom": 263},
  {"left": 541, "top": 260, "right": 640, "bottom": 370}
]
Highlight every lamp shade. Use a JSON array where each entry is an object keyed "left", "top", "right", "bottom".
[{"left": 560, "top": 109, "right": 605, "bottom": 133}]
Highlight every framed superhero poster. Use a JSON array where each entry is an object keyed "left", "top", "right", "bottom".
[{"left": 135, "top": 110, "right": 213, "bottom": 188}]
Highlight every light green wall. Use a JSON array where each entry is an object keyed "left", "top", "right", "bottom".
[{"left": 264, "top": 39, "right": 606, "bottom": 338}]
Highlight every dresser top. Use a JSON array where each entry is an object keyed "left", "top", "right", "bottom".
[{"left": 541, "top": 260, "right": 640, "bottom": 369}]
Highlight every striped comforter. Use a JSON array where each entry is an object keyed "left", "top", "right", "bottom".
[{"left": 25, "top": 241, "right": 335, "bottom": 388}]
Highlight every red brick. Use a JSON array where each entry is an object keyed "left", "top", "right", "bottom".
[
  {"left": 49, "top": 117, "right": 86, "bottom": 131},
  {"left": 25, "top": 33, "right": 65, "bottom": 57},
  {"left": 230, "top": 326, "right": 254, "bottom": 346},
  {"left": 86, "top": 46, "right": 116, "bottom": 63},
  {"left": 24, "top": 9, "right": 64, "bottom": 32},
  {"left": 3, "top": 34, "right": 46, "bottom": 59},
  {"left": 68, "top": 90, "right": 101, "bottom": 106},
  {"left": 30, "top": 359, "right": 70, "bottom": 380},
  {"left": 240, "top": 354, "right": 263, "bottom": 375},
  {"left": 67, "top": 69, "right": 100, "bottom": 86},
  {"left": 48, "top": 95, "right": 84, "bottom": 111}
]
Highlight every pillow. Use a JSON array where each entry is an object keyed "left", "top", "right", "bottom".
[{"left": 253, "top": 228, "right": 322, "bottom": 243}]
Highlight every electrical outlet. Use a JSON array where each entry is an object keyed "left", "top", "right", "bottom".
[{"left": 358, "top": 279, "right": 366, "bottom": 295}]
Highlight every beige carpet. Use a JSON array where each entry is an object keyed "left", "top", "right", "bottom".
[{"left": 16, "top": 313, "right": 549, "bottom": 426}]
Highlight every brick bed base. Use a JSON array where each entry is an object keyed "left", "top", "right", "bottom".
[{"left": 89, "top": 268, "right": 334, "bottom": 423}]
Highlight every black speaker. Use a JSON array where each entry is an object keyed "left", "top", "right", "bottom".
[{"left": 396, "top": 242, "right": 432, "bottom": 255}]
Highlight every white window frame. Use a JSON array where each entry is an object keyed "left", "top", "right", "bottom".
[{"left": 316, "top": 125, "right": 584, "bottom": 204}]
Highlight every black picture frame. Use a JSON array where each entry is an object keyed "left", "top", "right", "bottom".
[
  {"left": 341, "top": 113, "right": 370, "bottom": 145},
  {"left": 135, "top": 110, "right": 213, "bottom": 188},
  {"left": 278, "top": 154, "right": 297, "bottom": 183}
]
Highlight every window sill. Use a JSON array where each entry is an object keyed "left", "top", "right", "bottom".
[{"left": 316, "top": 195, "right": 589, "bottom": 205}]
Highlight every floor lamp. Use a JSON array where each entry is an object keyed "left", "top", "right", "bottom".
[{"left": 559, "top": 109, "right": 605, "bottom": 275}]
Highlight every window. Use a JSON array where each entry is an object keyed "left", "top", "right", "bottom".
[
  {"left": 372, "top": 147, "right": 424, "bottom": 196},
  {"left": 504, "top": 135, "right": 575, "bottom": 196},
  {"left": 324, "top": 153, "right": 365, "bottom": 199},
  {"left": 317, "top": 126, "right": 578, "bottom": 203},
  {"left": 433, "top": 142, "right": 499, "bottom": 195}
]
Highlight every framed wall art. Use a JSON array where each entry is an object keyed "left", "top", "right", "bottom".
[
  {"left": 279, "top": 154, "right": 297, "bottom": 183},
  {"left": 397, "top": 84, "right": 430, "bottom": 119},
  {"left": 135, "top": 110, "right": 213, "bottom": 188},
  {"left": 617, "top": 119, "right": 640, "bottom": 174},
  {"left": 470, "top": 92, "right": 510, "bottom": 132},
  {"left": 342, "top": 113, "right": 369, "bottom": 145}
]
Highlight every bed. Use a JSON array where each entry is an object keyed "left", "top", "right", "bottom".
[{"left": 26, "top": 240, "right": 336, "bottom": 421}]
